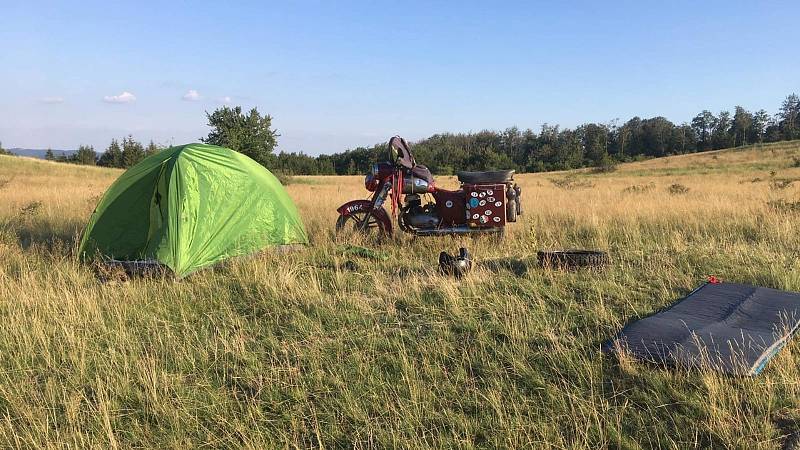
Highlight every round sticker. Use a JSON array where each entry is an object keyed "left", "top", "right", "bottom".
[
  {"left": 480, "top": 215, "right": 488, "bottom": 224},
  {"left": 445, "top": 200, "right": 453, "bottom": 208},
  {"left": 479, "top": 192, "right": 486, "bottom": 198},
  {"left": 494, "top": 201, "right": 502, "bottom": 207},
  {"left": 469, "top": 198, "right": 479, "bottom": 208},
  {"left": 479, "top": 200, "right": 486, "bottom": 206},
  {"left": 472, "top": 213, "right": 479, "bottom": 219},
  {"left": 487, "top": 190, "right": 494, "bottom": 196},
  {"left": 485, "top": 210, "right": 492, "bottom": 215},
  {"left": 471, "top": 192, "right": 478, "bottom": 197},
  {"left": 493, "top": 216, "right": 501, "bottom": 222},
  {"left": 487, "top": 197, "right": 495, "bottom": 202}
]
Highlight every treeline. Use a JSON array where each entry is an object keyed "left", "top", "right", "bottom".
[
  {"left": 44, "top": 136, "right": 162, "bottom": 168},
  {"left": 16, "top": 93, "right": 800, "bottom": 175},
  {"left": 274, "top": 93, "right": 800, "bottom": 175}
]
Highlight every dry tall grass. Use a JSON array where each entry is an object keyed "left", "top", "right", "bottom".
[{"left": 1, "top": 141, "right": 800, "bottom": 448}]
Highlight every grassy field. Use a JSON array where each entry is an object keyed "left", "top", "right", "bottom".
[{"left": 1, "top": 140, "right": 800, "bottom": 448}]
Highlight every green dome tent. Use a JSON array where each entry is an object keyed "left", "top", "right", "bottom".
[{"left": 79, "top": 143, "right": 308, "bottom": 277}]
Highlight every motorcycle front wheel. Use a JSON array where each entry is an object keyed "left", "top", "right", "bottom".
[{"left": 335, "top": 209, "right": 387, "bottom": 240}]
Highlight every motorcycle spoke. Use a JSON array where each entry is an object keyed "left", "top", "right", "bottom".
[
  {"left": 351, "top": 213, "right": 378, "bottom": 231},
  {"left": 335, "top": 210, "right": 385, "bottom": 243}
]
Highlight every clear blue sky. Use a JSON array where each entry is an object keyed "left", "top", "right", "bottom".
[{"left": 1, "top": 0, "right": 797, "bottom": 155}]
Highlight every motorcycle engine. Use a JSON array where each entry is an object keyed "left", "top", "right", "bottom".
[{"left": 401, "top": 194, "right": 441, "bottom": 229}]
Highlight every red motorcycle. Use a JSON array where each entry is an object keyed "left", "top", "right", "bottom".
[{"left": 335, "top": 136, "right": 522, "bottom": 237}]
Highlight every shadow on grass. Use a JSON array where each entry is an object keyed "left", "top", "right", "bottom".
[
  {"left": 479, "top": 257, "right": 534, "bottom": 276},
  {"left": 597, "top": 355, "right": 745, "bottom": 448},
  {"left": 771, "top": 414, "right": 800, "bottom": 450},
  {"left": 394, "top": 266, "right": 436, "bottom": 279},
  {"left": 4, "top": 218, "right": 81, "bottom": 253},
  {"left": 390, "top": 257, "right": 535, "bottom": 279}
]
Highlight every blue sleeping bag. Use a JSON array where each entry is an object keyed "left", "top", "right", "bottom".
[{"left": 603, "top": 282, "right": 800, "bottom": 376}]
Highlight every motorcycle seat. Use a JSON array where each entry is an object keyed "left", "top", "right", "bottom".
[{"left": 457, "top": 170, "right": 515, "bottom": 184}]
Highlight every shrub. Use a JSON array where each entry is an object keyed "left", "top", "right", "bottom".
[
  {"left": 273, "top": 171, "right": 293, "bottom": 185},
  {"left": 622, "top": 183, "right": 655, "bottom": 194},
  {"left": 549, "top": 175, "right": 594, "bottom": 190},
  {"left": 770, "top": 179, "right": 794, "bottom": 190},
  {"left": 768, "top": 199, "right": 800, "bottom": 213},
  {"left": 668, "top": 184, "right": 690, "bottom": 195},
  {"left": 591, "top": 155, "right": 618, "bottom": 173},
  {"left": 19, "top": 201, "right": 43, "bottom": 217}
]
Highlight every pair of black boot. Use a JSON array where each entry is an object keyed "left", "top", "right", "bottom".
[{"left": 438, "top": 248, "right": 472, "bottom": 278}]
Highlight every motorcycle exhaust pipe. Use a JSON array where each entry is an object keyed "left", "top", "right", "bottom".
[{"left": 414, "top": 226, "right": 503, "bottom": 236}]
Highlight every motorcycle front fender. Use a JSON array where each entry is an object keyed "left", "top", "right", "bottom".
[{"left": 336, "top": 200, "right": 393, "bottom": 234}]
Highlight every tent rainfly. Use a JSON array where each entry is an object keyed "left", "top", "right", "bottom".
[{"left": 79, "top": 143, "right": 308, "bottom": 277}]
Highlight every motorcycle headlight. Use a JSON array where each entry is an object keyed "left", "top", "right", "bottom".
[{"left": 364, "top": 173, "right": 379, "bottom": 192}]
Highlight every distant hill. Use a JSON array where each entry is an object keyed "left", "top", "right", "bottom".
[{"left": 7, "top": 148, "right": 77, "bottom": 159}]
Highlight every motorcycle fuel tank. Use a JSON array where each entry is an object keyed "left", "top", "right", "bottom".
[{"left": 401, "top": 175, "right": 433, "bottom": 194}]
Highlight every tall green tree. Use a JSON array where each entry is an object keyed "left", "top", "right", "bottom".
[
  {"left": 44, "top": 148, "right": 55, "bottom": 160},
  {"left": 121, "top": 135, "right": 145, "bottom": 167},
  {"left": 145, "top": 140, "right": 160, "bottom": 157},
  {"left": 730, "top": 106, "right": 753, "bottom": 147},
  {"left": 98, "top": 139, "right": 124, "bottom": 168},
  {"left": 751, "top": 109, "right": 770, "bottom": 143},
  {"left": 691, "top": 110, "right": 716, "bottom": 150},
  {"left": 582, "top": 123, "right": 609, "bottom": 165},
  {"left": 671, "top": 124, "right": 697, "bottom": 154},
  {"left": 764, "top": 120, "right": 783, "bottom": 143},
  {"left": 640, "top": 117, "right": 675, "bottom": 157},
  {"left": 712, "top": 111, "right": 733, "bottom": 149},
  {"left": 202, "top": 106, "right": 278, "bottom": 167},
  {"left": 778, "top": 93, "right": 800, "bottom": 140},
  {"left": 72, "top": 145, "right": 97, "bottom": 165}
]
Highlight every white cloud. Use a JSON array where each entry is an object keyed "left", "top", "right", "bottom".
[
  {"left": 41, "top": 96, "right": 64, "bottom": 104},
  {"left": 103, "top": 91, "right": 136, "bottom": 103},
  {"left": 182, "top": 89, "right": 201, "bottom": 101},
  {"left": 218, "top": 96, "right": 232, "bottom": 104}
]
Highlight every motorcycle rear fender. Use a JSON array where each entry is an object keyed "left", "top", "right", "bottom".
[{"left": 336, "top": 200, "right": 393, "bottom": 234}]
